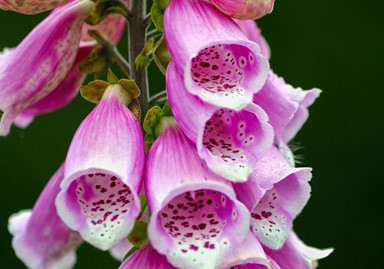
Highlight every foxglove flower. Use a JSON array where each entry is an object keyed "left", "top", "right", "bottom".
[
  {"left": 0, "top": 0, "right": 95, "bottom": 136},
  {"left": 235, "top": 19, "right": 270, "bottom": 59},
  {"left": 218, "top": 231, "right": 271, "bottom": 268},
  {"left": 146, "top": 123, "right": 251, "bottom": 269},
  {"left": 8, "top": 165, "right": 83, "bottom": 269},
  {"left": 56, "top": 84, "right": 145, "bottom": 250},
  {"left": 167, "top": 61, "right": 274, "bottom": 182},
  {"left": 264, "top": 232, "right": 333, "bottom": 269},
  {"left": 164, "top": 0, "right": 269, "bottom": 111},
  {"left": 254, "top": 72, "right": 321, "bottom": 145},
  {"left": 205, "top": 0, "right": 275, "bottom": 20},
  {"left": 119, "top": 244, "right": 177, "bottom": 269},
  {"left": 0, "top": 0, "right": 70, "bottom": 14},
  {"left": 234, "top": 146, "right": 312, "bottom": 250}
]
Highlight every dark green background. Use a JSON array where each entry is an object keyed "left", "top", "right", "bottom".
[{"left": 1, "top": 0, "right": 383, "bottom": 268}]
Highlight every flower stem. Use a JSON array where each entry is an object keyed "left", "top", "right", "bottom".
[{"left": 128, "top": 0, "right": 149, "bottom": 123}]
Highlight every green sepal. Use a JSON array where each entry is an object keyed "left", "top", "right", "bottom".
[
  {"left": 119, "top": 79, "right": 140, "bottom": 98},
  {"left": 107, "top": 69, "right": 119, "bottom": 84},
  {"left": 151, "top": 0, "right": 165, "bottom": 32},
  {"left": 85, "top": 0, "right": 128, "bottom": 26},
  {"left": 128, "top": 220, "right": 148, "bottom": 248},
  {"left": 158, "top": 0, "right": 170, "bottom": 10},
  {"left": 145, "top": 133, "right": 156, "bottom": 152},
  {"left": 143, "top": 106, "right": 162, "bottom": 135},
  {"left": 79, "top": 46, "right": 109, "bottom": 75},
  {"left": 80, "top": 80, "right": 110, "bottom": 103},
  {"left": 153, "top": 36, "right": 171, "bottom": 75},
  {"left": 135, "top": 54, "right": 150, "bottom": 70}
]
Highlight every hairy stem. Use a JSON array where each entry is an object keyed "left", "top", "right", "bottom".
[{"left": 128, "top": 0, "right": 149, "bottom": 123}]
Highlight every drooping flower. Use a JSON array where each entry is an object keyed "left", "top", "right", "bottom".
[
  {"left": 119, "top": 244, "right": 177, "bottom": 269},
  {"left": 217, "top": 231, "right": 271, "bottom": 269},
  {"left": 167, "top": 61, "right": 274, "bottom": 182},
  {"left": 56, "top": 83, "right": 145, "bottom": 250},
  {"left": 205, "top": 0, "right": 275, "bottom": 20},
  {"left": 264, "top": 232, "right": 334, "bottom": 269},
  {"left": 0, "top": 0, "right": 71, "bottom": 14},
  {"left": 254, "top": 71, "right": 321, "bottom": 145},
  {"left": 3, "top": 3, "right": 127, "bottom": 130},
  {"left": 8, "top": 165, "right": 83, "bottom": 269},
  {"left": 0, "top": 0, "right": 95, "bottom": 136},
  {"left": 235, "top": 19, "right": 271, "bottom": 59},
  {"left": 164, "top": 0, "right": 269, "bottom": 111},
  {"left": 233, "top": 146, "right": 312, "bottom": 250},
  {"left": 146, "top": 124, "right": 251, "bottom": 269}
]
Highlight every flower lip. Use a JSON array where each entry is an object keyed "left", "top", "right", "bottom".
[
  {"left": 57, "top": 167, "right": 141, "bottom": 251},
  {"left": 184, "top": 39, "right": 268, "bottom": 111},
  {"left": 196, "top": 103, "right": 273, "bottom": 182},
  {"left": 148, "top": 182, "right": 251, "bottom": 269}
]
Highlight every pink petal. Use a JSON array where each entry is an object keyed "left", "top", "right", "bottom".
[
  {"left": 119, "top": 244, "right": 177, "bottom": 269},
  {"left": 164, "top": 0, "right": 269, "bottom": 110},
  {"left": 234, "top": 147, "right": 312, "bottom": 250},
  {"left": 0, "top": 0, "right": 95, "bottom": 136},
  {"left": 56, "top": 85, "right": 145, "bottom": 250},
  {"left": 8, "top": 165, "right": 83, "bottom": 269},
  {"left": 146, "top": 125, "right": 251, "bottom": 269},
  {"left": 167, "top": 61, "right": 274, "bottom": 182}
]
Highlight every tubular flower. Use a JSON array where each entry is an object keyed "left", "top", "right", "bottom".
[
  {"left": 164, "top": 0, "right": 269, "bottom": 111},
  {"left": 167, "top": 61, "right": 274, "bottom": 182},
  {"left": 205, "top": 0, "right": 275, "bottom": 20},
  {"left": 0, "top": 0, "right": 95, "bottom": 136},
  {"left": 146, "top": 124, "right": 251, "bottom": 269},
  {"left": 254, "top": 71, "right": 321, "bottom": 144},
  {"left": 264, "top": 232, "right": 334, "bottom": 269},
  {"left": 8, "top": 165, "right": 83, "bottom": 269},
  {"left": 109, "top": 239, "right": 133, "bottom": 261},
  {"left": 56, "top": 84, "right": 145, "bottom": 250},
  {"left": 3, "top": 3, "right": 127, "bottom": 131},
  {"left": 0, "top": 0, "right": 71, "bottom": 14},
  {"left": 233, "top": 146, "right": 312, "bottom": 250},
  {"left": 119, "top": 244, "right": 177, "bottom": 269}
]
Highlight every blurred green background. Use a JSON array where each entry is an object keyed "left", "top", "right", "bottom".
[{"left": 0, "top": 0, "right": 383, "bottom": 268}]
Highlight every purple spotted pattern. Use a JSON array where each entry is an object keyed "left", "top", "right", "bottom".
[
  {"left": 164, "top": 0, "right": 269, "bottom": 110},
  {"left": 203, "top": 108, "right": 257, "bottom": 166},
  {"left": 74, "top": 173, "right": 135, "bottom": 241},
  {"left": 191, "top": 44, "right": 255, "bottom": 97},
  {"left": 166, "top": 61, "right": 274, "bottom": 182},
  {"left": 159, "top": 190, "right": 237, "bottom": 256}
]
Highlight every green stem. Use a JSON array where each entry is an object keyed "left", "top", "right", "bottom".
[{"left": 128, "top": 0, "right": 149, "bottom": 123}]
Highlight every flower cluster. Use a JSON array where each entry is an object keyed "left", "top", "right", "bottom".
[{"left": 2, "top": 0, "right": 332, "bottom": 268}]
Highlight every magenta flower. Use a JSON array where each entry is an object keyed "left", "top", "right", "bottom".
[
  {"left": 234, "top": 146, "right": 312, "bottom": 250},
  {"left": 253, "top": 71, "right": 321, "bottom": 145},
  {"left": 0, "top": 0, "right": 70, "bottom": 14},
  {"left": 205, "top": 0, "right": 275, "bottom": 20},
  {"left": 119, "top": 244, "right": 177, "bottom": 269},
  {"left": 8, "top": 165, "right": 83, "bottom": 269},
  {"left": 0, "top": 0, "right": 95, "bottom": 136},
  {"left": 164, "top": 0, "right": 269, "bottom": 111},
  {"left": 265, "top": 232, "right": 333, "bottom": 269},
  {"left": 235, "top": 19, "right": 271, "bottom": 60},
  {"left": 109, "top": 239, "right": 133, "bottom": 261},
  {"left": 145, "top": 124, "right": 251, "bottom": 268},
  {"left": 56, "top": 84, "right": 145, "bottom": 250},
  {"left": 167, "top": 61, "right": 274, "bottom": 182}
]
